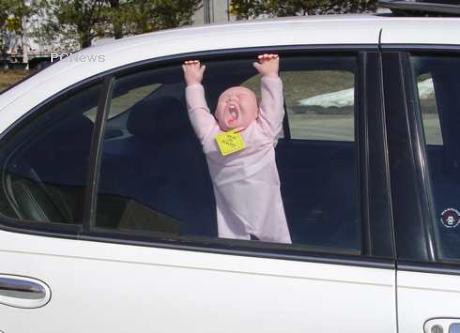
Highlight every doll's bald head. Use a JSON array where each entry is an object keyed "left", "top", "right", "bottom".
[{"left": 215, "top": 86, "right": 258, "bottom": 132}]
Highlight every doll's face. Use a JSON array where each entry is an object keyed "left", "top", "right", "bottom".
[{"left": 215, "top": 86, "right": 258, "bottom": 131}]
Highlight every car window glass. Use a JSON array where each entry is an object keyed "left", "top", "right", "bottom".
[
  {"left": 0, "top": 83, "right": 102, "bottom": 224},
  {"left": 243, "top": 70, "right": 354, "bottom": 141},
  {"left": 417, "top": 73, "right": 443, "bottom": 145},
  {"left": 95, "top": 56, "right": 361, "bottom": 255},
  {"left": 412, "top": 55, "right": 460, "bottom": 261},
  {"left": 284, "top": 70, "right": 354, "bottom": 141},
  {"left": 84, "top": 83, "right": 161, "bottom": 122}
]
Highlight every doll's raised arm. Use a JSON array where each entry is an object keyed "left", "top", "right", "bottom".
[
  {"left": 253, "top": 54, "right": 285, "bottom": 138},
  {"left": 183, "top": 60, "right": 218, "bottom": 143}
]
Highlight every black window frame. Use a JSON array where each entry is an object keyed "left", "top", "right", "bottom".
[
  {"left": 0, "top": 45, "right": 395, "bottom": 268},
  {"left": 382, "top": 44, "right": 460, "bottom": 274}
]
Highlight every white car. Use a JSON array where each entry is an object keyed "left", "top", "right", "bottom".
[{"left": 1, "top": 4, "right": 460, "bottom": 333}]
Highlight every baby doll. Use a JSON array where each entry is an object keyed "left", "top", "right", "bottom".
[{"left": 182, "top": 54, "right": 291, "bottom": 244}]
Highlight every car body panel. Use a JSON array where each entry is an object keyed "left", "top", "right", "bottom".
[
  {"left": 0, "top": 229, "right": 396, "bottom": 333},
  {"left": 398, "top": 270, "right": 460, "bottom": 332},
  {"left": 379, "top": 18, "right": 460, "bottom": 45}
]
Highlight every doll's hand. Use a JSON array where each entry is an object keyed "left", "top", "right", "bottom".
[
  {"left": 182, "top": 60, "right": 206, "bottom": 86},
  {"left": 253, "top": 54, "right": 279, "bottom": 78}
]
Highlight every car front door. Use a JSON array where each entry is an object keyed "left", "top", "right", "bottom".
[
  {"left": 383, "top": 49, "right": 460, "bottom": 333},
  {"left": 0, "top": 48, "right": 397, "bottom": 333}
]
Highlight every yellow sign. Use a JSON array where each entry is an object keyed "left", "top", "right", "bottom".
[{"left": 215, "top": 129, "right": 245, "bottom": 156}]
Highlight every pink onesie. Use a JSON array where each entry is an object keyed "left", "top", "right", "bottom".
[{"left": 185, "top": 76, "right": 291, "bottom": 244}]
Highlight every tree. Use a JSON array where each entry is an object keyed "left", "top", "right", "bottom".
[
  {"left": 29, "top": 0, "right": 81, "bottom": 53},
  {"left": 107, "top": 0, "right": 123, "bottom": 39},
  {"left": 0, "top": 0, "right": 37, "bottom": 62},
  {"left": 121, "top": 0, "right": 202, "bottom": 35},
  {"left": 42, "top": 0, "right": 202, "bottom": 48},
  {"left": 230, "top": 0, "right": 377, "bottom": 19},
  {"left": 324, "top": 0, "right": 377, "bottom": 14},
  {"left": 0, "top": 0, "right": 35, "bottom": 31},
  {"left": 54, "top": 0, "right": 106, "bottom": 48}
]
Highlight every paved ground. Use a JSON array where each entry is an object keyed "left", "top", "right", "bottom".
[
  {"left": 289, "top": 114, "right": 354, "bottom": 141},
  {"left": 288, "top": 113, "right": 442, "bottom": 145}
]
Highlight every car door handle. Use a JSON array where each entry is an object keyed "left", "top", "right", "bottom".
[
  {"left": 425, "top": 318, "right": 460, "bottom": 333},
  {"left": 0, "top": 274, "right": 51, "bottom": 309}
]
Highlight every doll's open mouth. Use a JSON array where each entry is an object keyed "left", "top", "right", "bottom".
[{"left": 228, "top": 106, "right": 239, "bottom": 123}]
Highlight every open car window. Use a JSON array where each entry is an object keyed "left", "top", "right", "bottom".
[
  {"left": 94, "top": 55, "right": 362, "bottom": 256},
  {"left": 242, "top": 61, "right": 355, "bottom": 141}
]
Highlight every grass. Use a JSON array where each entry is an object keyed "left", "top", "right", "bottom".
[
  {"left": 287, "top": 113, "right": 442, "bottom": 144},
  {"left": 0, "top": 70, "right": 31, "bottom": 93}
]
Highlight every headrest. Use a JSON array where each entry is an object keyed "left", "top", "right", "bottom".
[{"left": 127, "top": 96, "right": 189, "bottom": 140}]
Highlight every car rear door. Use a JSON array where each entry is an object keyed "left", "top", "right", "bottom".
[
  {"left": 0, "top": 47, "right": 397, "bottom": 333},
  {"left": 382, "top": 48, "right": 460, "bottom": 333}
]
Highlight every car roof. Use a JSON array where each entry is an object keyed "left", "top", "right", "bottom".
[{"left": 1, "top": 15, "right": 460, "bottom": 113}]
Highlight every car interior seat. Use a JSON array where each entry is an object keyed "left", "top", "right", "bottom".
[{"left": 99, "top": 94, "right": 217, "bottom": 237}]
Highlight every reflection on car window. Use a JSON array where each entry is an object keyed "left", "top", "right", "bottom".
[
  {"left": 417, "top": 73, "right": 443, "bottom": 145},
  {"left": 284, "top": 70, "right": 354, "bottom": 141},
  {"left": 84, "top": 83, "right": 161, "bottom": 122},
  {"left": 110, "top": 83, "right": 161, "bottom": 118},
  {"left": 94, "top": 56, "right": 362, "bottom": 255},
  {"left": 412, "top": 55, "right": 460, "bottom": 261},
  {"left": 0, "top": 83, "right": 102, "bottom": 223},
  {"left": 242, "top": 70, "right": 355, "bottom": 141}
]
